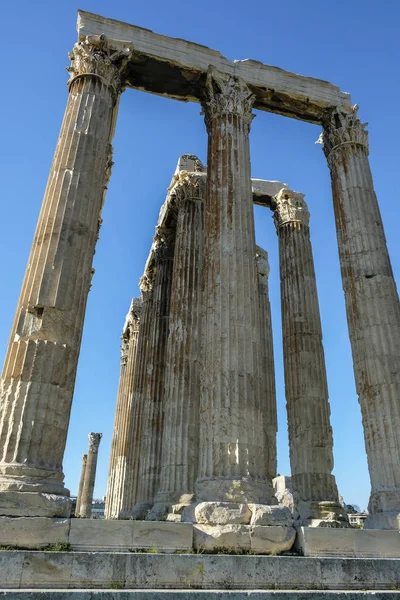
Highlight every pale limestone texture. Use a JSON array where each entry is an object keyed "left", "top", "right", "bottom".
[
  {"left": 0, "top": 35, "right": 130, "bottom": 517},
  {"left": 193, "top": 524, "right": 295, "bottom": 554},
  {"left": 0, "top": 516, "right": 69, "bottom": 549},
  {"left": 248, "top": 504, "right": 293, "bottom": 527},
  {"left": 105, "top": 299, "right": 141, "bottom": 519},
  {"left": 79, "top": 433, "right": 102, "bottom": 518},
  {"left": 321, "top": 106, "right": 400, "bottom": 530},
  {"left": 274, "top": 189, "right": 346, "bottom": 527},
  {"left": 196, "top": 67, "right": 272, "bottom": 507},
  {"left": 194, "top": 502, "right": 252, "bottom": 525},
  {"left": 75, "top": 454, "right": 87, "bottom": 517},
  {"left": 250, "top": 525, "right": 296, "bottom": 554},
  {"left": 273, "top": 475, "right": 295, "bottom": 512}
]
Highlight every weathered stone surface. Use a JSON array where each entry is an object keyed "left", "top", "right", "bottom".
[
  {"left": 131, "top": 502, "right": 152, "bottom": 521},
  {"left": 0, "top": 491, "right": 72, "bottom": 518},
  {"left": 250, "top": 525, "right": 296, "bottom": 554},
  {"left": 321, "top": 106, "right": 400, "bottom": 529},
  {"left": 273, "top": 475, "right": 294, "bottom": 512},
  {"left": 105, "top": 299, "right": 141, "bottom": 520},
  {"left": 80, "top": 433, "right": 102, "bottom": 519},
  {"left": 75, "top": 455, "right": 87, "bottom": 517},
  {"left": 193, "top": 524, "right": 251, "bottom": 551},
  {"left": 0, "top": 517, "right": 69, "bottom": 549},
  {"left": 0, "top": 36, "right": 127, "bottom": 517},
  {"left": 194, "top": 502, "right": 252, "bottom": 525},
  {"left": 274, "top": 189, "right": 346, "bottom": 526},
  {"left": 2, "top": 593, "right": 400, "bottom": 600},
  {"left": 248, "top": 504, "right": 293, "bottom": 526}
]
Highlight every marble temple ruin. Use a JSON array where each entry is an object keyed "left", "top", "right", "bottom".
[{"left": 0, "top": 9, "right": 399, "bottom": 555}]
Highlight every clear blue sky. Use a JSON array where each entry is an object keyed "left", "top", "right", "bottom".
[{"left": 1, "top": 0, "right": 399, "bottom": 511}]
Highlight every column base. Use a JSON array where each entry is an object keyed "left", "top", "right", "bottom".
[
  {"left": 0, "top": 490, "right": 71, "bottom": 517},
  {"left": 131, "top": 502, "right": 153, "bottom": 520},
  {"left": 196, "top": 476, "right": 273, "bottom": 504},
  {"left": 296, "top": 500, "right": 350, "bottom": 528}
]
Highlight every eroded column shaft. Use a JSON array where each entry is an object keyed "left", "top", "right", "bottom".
[
  {"left": 75, "top": 454, "right": 87, "bottom": 517},
  {"left": 196, "top": 67, "right": 272, "bottom": 504},
  {"left": 275, "top": 189, "right": 342, "bottom": 524},
  {"left": 105, "top": 299, "right": 141, "bottom": 519},
  {"left": 155, "top": 173, "right": 205, "bottom": 506},
  {"left": 322, "top": 107, "right": 400, "bottom": 528},
  {"left": 80, "top": 432, "right": 102, "bottom": 518},
  {"left": 0, "top": 36, "right": 128, "bottom": 517}
]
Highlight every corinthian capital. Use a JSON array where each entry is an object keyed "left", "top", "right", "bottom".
[
  {"left": 201, "top": 66, "right": 255, "bottom": 131},
  {"left": 88, "top": 432, "right": 102, "bottom": 451},
  {"left": 67, "top": 35, "right": 132, "bottom": 97},
  {"left": 256, "top": 246, "right": 270, "bottom": 278},
  {"left": 273, "top": 189, "right": 310, "bottom": 231},
  {"left": 318, "top": 104, "right": 369, "bottom": 161},
  {"left": 173, "top": 172, "right": 207, "bottom": 206},
  {"left": 153, "top": 226, "right": 175, "bottom": 262}
]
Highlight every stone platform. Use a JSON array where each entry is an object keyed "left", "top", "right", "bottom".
[
  {"left": 1, "top": 592, "right": 400, "bottom": 600},
  {"left": 296, "top": 527, "right": 400, "bottom": 558}
]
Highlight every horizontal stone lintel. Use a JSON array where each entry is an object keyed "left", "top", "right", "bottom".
[{"left": 77, "top": 11, "right": 352, "bottom": 123}]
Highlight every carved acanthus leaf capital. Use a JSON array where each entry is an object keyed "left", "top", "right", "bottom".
[
  {"left": 173, "top": 171, "right": 207, "bottom": 206},
  {"left": 273, "top": 189, "right": 310, "bottom": 231},
  {"left": 122, "top": 297, "right": 142, "bottom": 344},
  {"left": 153, "top": 226, "right": 175, "bottom": 262},
  {"left": 318, "top": 104, "right": 369, "bottom": 162},
  {"left": 139, "top": 273, "right": 154, "bottom": 297},
  {"left": 88, "top": 432, "right": 102, "bottom": 451},
  {"left": 67, "top": 35, "right": 132, "bottom": 97},
  {"left": 256, "top": 246, "right": 270, "bottom": 278},
  {"left": 201, "top": 66, "right": 255, "bottom": 131}
]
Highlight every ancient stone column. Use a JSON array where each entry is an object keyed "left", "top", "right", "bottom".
[
  {"left": 79, "top": 432, "right": 102, "bottom": 518},
  {"left": 255, "top": 247, "right": 277, "bottom": 484},
  {"left": 75, "top": 454, "right": 87, "bottom": 517},
  {"left": 274, "top": 189, "right": 346, "bottom": 526},
  {"left": 151, "top": 171, "right": 206, "bottom": 518},
  {"left": 117, "top": 277, "right": 155, "bottom": 519},
  {"left": 321, "top": 106, "right": 400, "bottom": 529},
  {"left": 196, "top": 67, "right": 272, "bottom": 506},
  {"left": 133, "top": 227, "right": 175, "bottom": 518},
  {"left": 105, "top": 299, "right": 141, "bottom": 520},
  {"left": 0, "top": 35, "right": 130, "bottom": 517}
]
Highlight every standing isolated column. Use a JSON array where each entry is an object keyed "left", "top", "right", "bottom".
[
  {"left": 274, "top": 189, "right": 347, "bottom": 526},
  {"left": 196, "top": 66, "right": 272, "bottom": 506},
  {"left": 0, "top": 35, "right": 130, "bottom": 517},
  {"left": 105, "top": 299, "right": 141, "bottom": 519},
  {"left": 255, "top": 247, "right": 278, "bottom": 484},
  {"left": 79, "top": 432, "right": 102, "bottom": 518},
  {"left": 117, "top": 277, "right": 155, "bottom": 519},
  {"left": 321, "top": 106, "right": 400, "bottom": 529},
  {"left": 75, "top": 454, "right": 87, "bottom": 517},
  {"left": 151, "top": 171, "right": 206, "bottom": 518},
  {"left": 133, "top": 228, "right": 175, "bottom": 518}
]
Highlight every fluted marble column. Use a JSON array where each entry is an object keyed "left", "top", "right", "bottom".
[
  {"left": 152, "top": 172, "right": 206, "bottom": 516},
  {"left": 117, "top": 277, "right": 155, "bottom": 519},
  {"left": 274, "top": 189, "right": 346, "bottom": 526},
  {"left": 321, "top": 106, "right": 400, "bottom": 529},
  {"left": 133, "top": 228, "right": 175, "bottom": 518},
  {"left": 196, "top": 66, "right": 272, "bottom": 505},
  {"left": 80, "top": 432, "right": 102, "bottom": 518},
  {"left": 255, "top": 247, "right": 277, "bottom": 483},
  {"left": 105, "top": 298, "right": 141, "bottom": 519},
  {"left": 75, "top": 454, "right": 87, "bottom": 517},
  {"left": 0, "top": 35, "right": 130, "bottom": 517}
]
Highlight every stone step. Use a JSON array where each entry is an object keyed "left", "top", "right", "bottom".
[
  {"left": 1, "top": 552, "right": 400, "bottom": 591},
  {"left": 1, "top": 591, "right": 400, "bottom": 599}
]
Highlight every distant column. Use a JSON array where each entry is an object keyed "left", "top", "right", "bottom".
[
  {"left": 75, "top": 454, "right": 87, "bottom": 517},
  {"left": 152, "top": 171, "right": 206, "bottom": 516},
  {"left": 0, "top": 35, "right": 129, "bottom": 517},
  {"left": 255, "top": 247, "right": 277, "bottom": 483},
  {"left": 105, "top": 299, "right": 141, "bottom": 519},
  {"left": 133, "top": 227, "right": 175, "bottom": 517},
  {"left": 196, "top": 66, "right": 272, "bottom": 505},
  {"left": 321, "top": 106, "right": 400, "bottom": 529},
  {"left": 274, "top": 189, "right": 347, "bottom": 526},
  {"left": 79, "top": 432, "right": 102, "bottom": 518}
]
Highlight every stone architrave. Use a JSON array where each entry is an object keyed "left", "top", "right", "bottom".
[
  {"left": 152, "top": 170, "right": 206, "bottom": 516},
  {"left": 117, "top": 276, "right": 155, "bottom": 519},
  {"left": 105, "top": 298, "right": 142, "bottom": 520},
  {"left": 321, "top": 106, "right": 400, "bottom": 530},
  {"left": 133, "top": 227, "right": 175, "bottom": 518},
  {"left": 79, "top": 433, "right": 102, "bottom": 518},
  {"left": 196, "top": 67, "right": 273, "bottom": 507},
  {"left": 75, "top": 454, "right": 87, "bottom": 517},
  {"left": 274, "top": 189, "right": 346, "bottom": 526},
  {"left": 0, "top": 35, "right": 130, "bottom": 518},
  {"left": 255, "top": 247, "right": 278, "bottom": 483}
]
